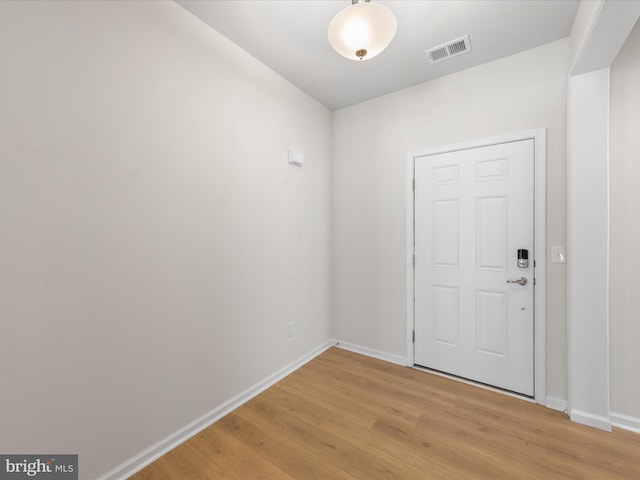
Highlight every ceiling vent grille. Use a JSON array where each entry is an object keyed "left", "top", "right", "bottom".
[{"left": 426, "top": 35, "right": 471, "bottom": 64}]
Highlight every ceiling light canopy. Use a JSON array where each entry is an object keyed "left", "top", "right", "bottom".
[{"left": 327, "top": 0, "right": 397, "bottom": 61}]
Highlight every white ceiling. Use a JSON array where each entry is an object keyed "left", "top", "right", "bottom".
[{"left": 176, "top": 0, "right": 580, "bottom": 110}]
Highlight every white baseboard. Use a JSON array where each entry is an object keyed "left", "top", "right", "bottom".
[
  {"left": 569, "top": 409, "right": 612, "bottom": 432},
  {"left": 333, "top": 339, "right": 408, "bottom": 366},
  {"left": 610, "top": 412, "right": 640, "bottom": 434},
  {"left": 545, "top": 396, "right": 568, "bottom": 413},
  {"left": 98, "top": 339, "right": 337, "bottom": 480}
]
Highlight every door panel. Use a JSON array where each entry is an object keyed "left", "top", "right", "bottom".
[
  {"left": 414, "top": 139, "right": 534, "bottom": 396},
  {"left": 433, "top": 285, "right": 459, "bottom": 346},
  {"left": 432, "top": 200, "right": 459, "bottom": 268},
  {"left": 476, "top": 196, "right": 508, "bottom": 271},
  {"left": 475, "top": 290, "right": 507, "bottom": 356}
]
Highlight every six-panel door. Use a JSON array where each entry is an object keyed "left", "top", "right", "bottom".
[{"left": 414, "top": 139, "right": 535, "bottom": 396}]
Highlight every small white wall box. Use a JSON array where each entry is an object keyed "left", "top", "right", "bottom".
[{"left": 288, "top": 148, "right": 304, "bottom": 167}]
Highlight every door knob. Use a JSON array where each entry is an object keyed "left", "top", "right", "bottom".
[{"left": 507, "top": 277, "right": 528, "bottom": 286}]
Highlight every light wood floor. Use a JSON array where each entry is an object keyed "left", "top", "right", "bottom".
[{"left": 130, "top": 347, "right": 640, "bottom": 479}]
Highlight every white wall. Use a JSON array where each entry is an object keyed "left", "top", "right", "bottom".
[
  {"left": 565, "top": 1, "right": 640, "bottom": 432},
  {"left": 610, "top": 19, "right": 640, "bottom": 423},
  {"left": 0, "top": 1, "right": 331, "bottom": 478},
  {"left": 566, "top": 67, "right": 611, "bottom": 430},
  {"left": 331, "top": 39, "right": 570, "bottom": 402}
]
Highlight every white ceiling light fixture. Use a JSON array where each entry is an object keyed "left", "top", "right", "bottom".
[{"left": 327, "top": 0, "right": 397, "bottom": 61}]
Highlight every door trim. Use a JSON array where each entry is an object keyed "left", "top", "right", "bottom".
[{"left": 406, "top": 129, "right": 546, "bottom": 405}]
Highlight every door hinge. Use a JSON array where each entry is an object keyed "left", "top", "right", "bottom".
[
  {"left": 412, "top": 254, "right": 415, "bottom": 266},
  {"left": 412, "top": 330, "right": 415, "bottom": 343},
  {"left": 412, "top": 179, "right": 415, "bottom": 191}
]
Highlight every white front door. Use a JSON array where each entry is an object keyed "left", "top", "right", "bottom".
[{"left": 414, "top": 139, "right": 535, "bottom": 396}]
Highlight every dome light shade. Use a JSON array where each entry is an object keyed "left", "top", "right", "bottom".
[{"left": 328, "top": 0, "right": 397, "bottom": 61}]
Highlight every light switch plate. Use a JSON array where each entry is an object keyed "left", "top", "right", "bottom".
[{"left": 551, "top": 246, "right": 566, "bottom": 263}]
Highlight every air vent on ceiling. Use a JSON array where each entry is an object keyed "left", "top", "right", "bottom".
[{"left": 425, "top": 35, "right": 471, "bottom": 64}]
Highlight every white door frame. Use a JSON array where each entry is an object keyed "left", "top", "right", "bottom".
[{"left": 406, "top": 129, "right": 546, "bottom": 405}]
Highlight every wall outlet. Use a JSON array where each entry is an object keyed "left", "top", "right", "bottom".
[{"left": 287, "top": 321, "right": 295, "bottom": 337}]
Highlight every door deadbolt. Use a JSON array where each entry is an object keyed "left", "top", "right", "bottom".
[{"left": 517, "top": 249, "right": 529, "bottom": 268}]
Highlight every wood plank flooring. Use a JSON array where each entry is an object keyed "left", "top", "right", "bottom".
[{"left": 130, "top": 347, "right": 640, "bottom": 479}]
